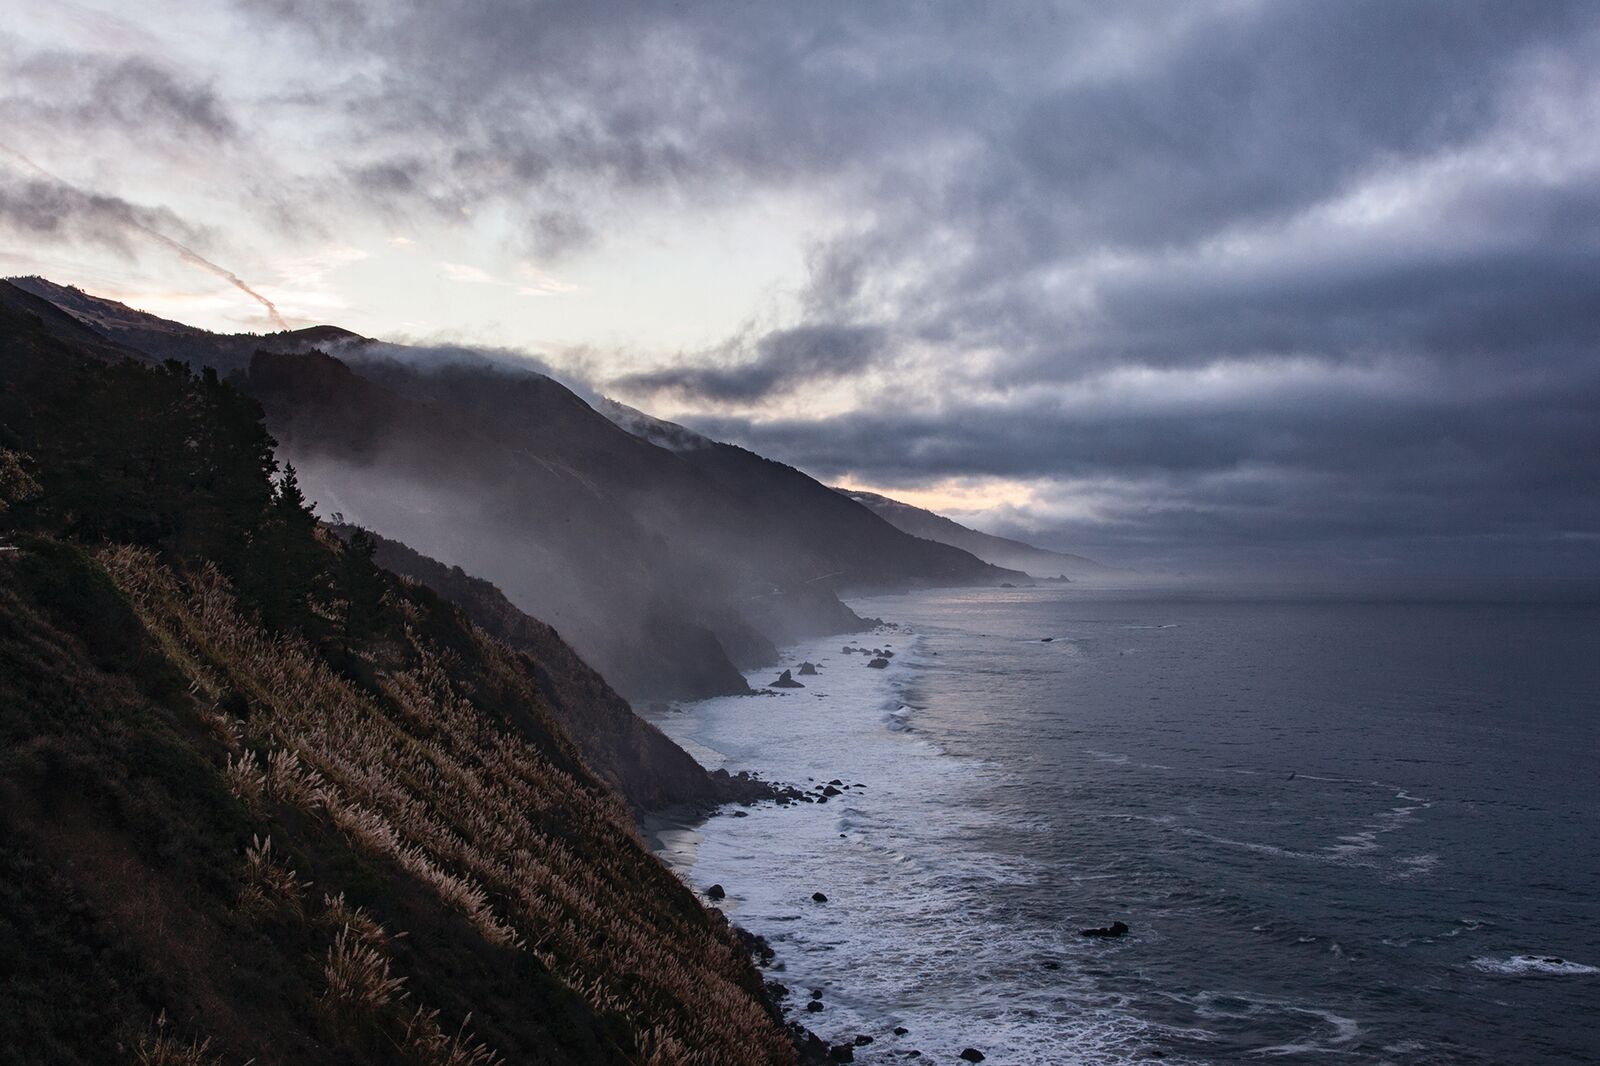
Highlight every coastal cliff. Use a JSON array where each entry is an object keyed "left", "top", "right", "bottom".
[{"left": 0, "top": 284, "right": 794, "bottom": 1064}]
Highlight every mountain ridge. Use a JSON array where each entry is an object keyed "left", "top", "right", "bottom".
[
  {"left": 6, "top": 275, "right": 1023, "bottom": 701},
  {"left": 837, "top": 486, "right": 1116, "bottom": 579}
]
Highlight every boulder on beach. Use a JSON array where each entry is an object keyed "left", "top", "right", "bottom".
[
  {"left": 798, "top": 661, "right": 819, "bottom": 675},
  {"left": 866, "top": 657, "right": 890, "bottom": 669},
  {"left": 705, "top": 884, "right": 726, "bottom": 900},
  {"left": 772, "top": 669, "right": 805, "bottom": 688},
  {"left": 1080, "top": 920, "right": 1130, "bottom": 938}
]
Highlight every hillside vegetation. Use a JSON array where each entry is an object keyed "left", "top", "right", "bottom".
[{"left": 0, "top": 287, "right": 793, "bottom": 1064}]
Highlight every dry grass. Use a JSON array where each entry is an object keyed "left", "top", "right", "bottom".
[
  {"left": 134, "top": 1012, "right": 227, "bottom": 1066},
  {"left": 237, "top": 834, "right": 308, "bottom": 920},
  {"left": 320, "top": 924, "right": 408, "bottom": 1021},
  {"left": 100, "top": 547, "right": 794, "bottom": 1065}
]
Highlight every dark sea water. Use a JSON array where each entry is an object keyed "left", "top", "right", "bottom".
[{"left": 647, "top": 586, "right": 1600, "bottom": 1064}]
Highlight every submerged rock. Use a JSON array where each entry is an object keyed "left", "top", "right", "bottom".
[
  {"left": 1080, "top": 920, "right": 1130, "bottom": 938},
  {"left": 772, "top": 669, "right": 806, "bottom": 688}
]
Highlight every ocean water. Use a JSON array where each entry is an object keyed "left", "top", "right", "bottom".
[{"left": 644, "top": 586, "right": 1600, "bottom": 1064}]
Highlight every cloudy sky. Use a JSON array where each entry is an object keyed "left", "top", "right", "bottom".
[{"left": 4, "top": 1, "right": 1598, "bottom": 577}]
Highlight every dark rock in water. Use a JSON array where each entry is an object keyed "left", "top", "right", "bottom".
[
  {"left": 798, "top": 661, "right": 819, "bottom": 675},
  {"left": 828, "top": 1045, "right": 854, "bottom": 1063},
  {"left": 906, "top": 1053, "right": 921, "bottom": 1059},
  {"left": 1041, "top": 960, "right": 1061, "bottom": 970},
  {"left": 705, "top": 883, "right": 726, "bottom": 900},
  {"left": 806, "top": 1000, "right": 825, "bottom": 1013},
  {"left": 854, "top": 1034, "right": 874, "bottom": 1046},
  {"left": 812, "top": 891, "right": 829, "bottom": 903},
  {"left": 773, "top": 669, "right": 805, "bottom": 688},
  {"left": 842, "top": 646, "right": 857, "bottom": 654},
  {"left": 765, "top": 979, "right": 788, "bottom": 1000},
  {"left": 811, "top": 988, "right": 824, "bottom": 999},
  {"left": 816, "top": 795, "right": 828, "bottom": 803},
  {"left": 893, "top": 1026, "right": 909, "bottom": 1036},
  {"left": 822, "top": 785, "right": 842, "bottom": 797},
  {"left": 1041, "top": 637, "right": 1054, "bottom": 642},
  {"left": 1081, "top": 920, "right": 1130, "bottom": 938},
  {"left": 828, "top": 779, "right": 844, "bottom": 786},
  {"left": 732, "top": 810, "right": 749, "bottom": 817},
  {"left": 1000, "top": 582, "right": 1016, "bottom": 588},
  {"left": 867, "top": 657, "right": 890, "bottom": 669},
  {"left": 960, "top": 1050, "right": 986, "bottom": 1063},
  {"left": 872, "top": 648, "right": 884, "bottom": 656}
]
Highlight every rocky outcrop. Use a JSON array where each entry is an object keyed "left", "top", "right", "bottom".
[{"left": 1080, "top": 921, "right": 1130, "bottom": 938}]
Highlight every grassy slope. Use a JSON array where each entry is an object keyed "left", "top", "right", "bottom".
[{"left": 0, "top": 537, "right": 793, "bottom": 1065}]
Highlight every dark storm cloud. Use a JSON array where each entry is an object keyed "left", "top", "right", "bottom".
[
  {"left": 1, "top": 46, "right": 234, "bottom": 141},
  {"left": 0, "top": 175, "right": 205, "bottom": 255},
  {"left": 615, "top": 325, "right": 885, "bottom": 402}
]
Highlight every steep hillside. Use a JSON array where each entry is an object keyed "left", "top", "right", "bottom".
[
  {"left": 0, "top": 291, "right": 794, "bottom": 1065},
  {"left": 8, "top": 277, "right": 1019, "bottom": 702},
  {"left": 838, "top": 487, "right": 1116, "bottom": 579},
  {"left": 331, "top": 524, "right": 776, "bottom": 813}
]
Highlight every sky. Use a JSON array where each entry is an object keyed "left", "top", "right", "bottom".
[{"left": 2, "top": 1, "right": 1598, "bottom": 577}]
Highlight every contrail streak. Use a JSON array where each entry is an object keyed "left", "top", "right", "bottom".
[{"left": 0, "top": 142, "right": 288, "bottom": 330}]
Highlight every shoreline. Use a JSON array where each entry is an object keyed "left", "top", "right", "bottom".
[{"left": 638, "top": 615, "right": 972, "bottom": 1062}]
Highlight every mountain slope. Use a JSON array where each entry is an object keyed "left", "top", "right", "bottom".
[
  {"left": 0, "top": 294, "right": 794, "bottom": 1064},
  {"left": 837, "top": 487, "right": 1115, "bottom": 579},
  {"left": 9, "top": 277, "right": 1020, "bottom": 701}
]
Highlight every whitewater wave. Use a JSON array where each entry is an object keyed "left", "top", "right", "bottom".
[{"left": 1472, "top": 955, "right": 1598, "bottom": 977}]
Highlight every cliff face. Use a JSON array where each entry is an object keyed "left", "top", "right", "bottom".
[
  {"left": 335, "top": 525, "right": 774, "bottom": 813},
  {"left": 0, "top": 288, "right": 793, "bottom": 1064}
]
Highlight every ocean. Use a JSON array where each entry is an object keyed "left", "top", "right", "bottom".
[{"left": 643, "top": 585, "right": 1600, "bottom": 1064}]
